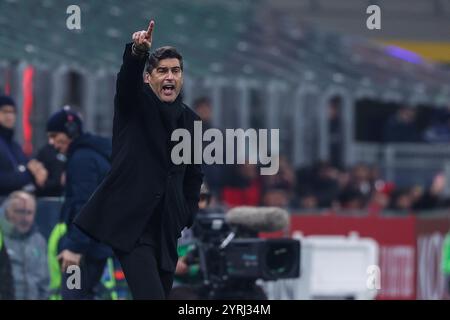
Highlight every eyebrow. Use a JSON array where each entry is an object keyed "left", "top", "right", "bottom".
[{"left": 157, "top": 66, "right": 181, "bottom": 70}]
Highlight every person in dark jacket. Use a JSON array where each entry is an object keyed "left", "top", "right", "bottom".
[
  {"left": 46, "top": 107, "right": 113, "bottom": 300},
  {"left": 0, "top": 95, "right": 48, "bottom": 196},
  {"left": 73, "top": 20, "right": 203, "bottom": 299}
]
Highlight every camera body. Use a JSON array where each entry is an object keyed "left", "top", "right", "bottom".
[{"left": 190, "top": 211, "right": 300, "bottom": 299}]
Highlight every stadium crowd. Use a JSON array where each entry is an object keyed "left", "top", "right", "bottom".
[{"left": 1, "top": 93, "right": 450, "bottom": 299}]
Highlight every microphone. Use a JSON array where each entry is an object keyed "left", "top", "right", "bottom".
[{"left": 225, "top": 206, "right": 290, "bottom": 233}]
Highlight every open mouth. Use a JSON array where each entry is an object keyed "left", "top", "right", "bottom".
[{"left": 162, "top": 84, "right": 175, "bottom": 96}]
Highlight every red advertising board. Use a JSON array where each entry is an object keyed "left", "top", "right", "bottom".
[
  {"left": 415, "top": 213, "right": 450, "bottom": 300},
  {"left": 288, "top": 211, "right": 450, "bottom": 300}
]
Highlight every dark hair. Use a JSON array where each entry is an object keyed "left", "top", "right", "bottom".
[{"left": 145, "top": 46, "right": 183, "bottom": 74}]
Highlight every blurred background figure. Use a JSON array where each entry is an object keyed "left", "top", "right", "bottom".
[
  {"left": 348, "top": 163, "right": 376, "bottom": 200},
  {"left": 383, "top": 105, "right": 421, "bottom": 143},
  {"left": 261, "top": 188, "right": 290, "bottom": 208},
  {"left": 328, "top": 95, "right": 344, "bottom": 169},
  {"left": 193, "top": 97, "right": 213, "bottom": 130},
  {"left": 0, "top": 95, "right": 48, "bottom": 196},
  {"left": 423, "top": 106, "right": 450, "bottom": 143},
  {"left": 222, "top": 164, "right": 262, "bottom": 208},
  {"left": 334, "top": 187, "right": 367, "bottom": 211},
  {"left": 388, "top": 188, "right": 415, "bottom": 213},
  {"left": 45, "top": 107, "right": 112, "bottom": 300},
  {"left": 0, "top": 191, "right": 49, "bottom": 300},
  {"left": 193, "top": 97, "right": 225, "bottom": 198},
  {"left": 296, "top": 162, "right": 340, "bottom": 208}
]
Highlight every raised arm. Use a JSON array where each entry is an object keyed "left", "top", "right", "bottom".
[{"left": 115, "top": 20, "right": 155, "bottom": 108}]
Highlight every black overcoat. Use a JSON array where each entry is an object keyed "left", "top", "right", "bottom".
[{"left": 74, "top": 43, "right": 203, "bottom": 270}]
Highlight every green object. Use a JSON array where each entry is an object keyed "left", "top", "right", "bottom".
[
  {"left": 176, "top": 243, "right": 201, "bottom": 282},
  {"left": 101, "top": 258, "right": 119, "bottom": 300},
  {"left": 47, "top": 223, "right": 119, "bottom": 300},
  {"left": 442, "top": 232, "right": 450, "bottom": 275},
  {"left": 47, "top": 223, "right": 67, "bottom": 300},
  {"left": 0, "top": 228, "right": 3, "bottom": 251}
]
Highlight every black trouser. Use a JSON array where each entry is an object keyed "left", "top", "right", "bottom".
[
  {"left": 61, "top": 256, "right": 107, "bottom": 300},
  {"left": 114, "top": 244, "right": 174, "bottom": 300}
]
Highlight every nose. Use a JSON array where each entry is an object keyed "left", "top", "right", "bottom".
[{"left": 166, "top": 70, "right": 175, "bottom": 80}]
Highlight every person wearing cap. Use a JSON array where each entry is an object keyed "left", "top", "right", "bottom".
[
  {"left": 0, "top": 95, "right": 48, "bottom": 196},
  {"left": 45, "top": 107, "right": 113, "bottom": 299},
  {"left": 72, "top": 20, "right": 203, "bottom": 300}
]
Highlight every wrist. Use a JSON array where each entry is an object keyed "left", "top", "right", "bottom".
[{"left": 131, "top": 43, "right": 149, "bottom": 58}]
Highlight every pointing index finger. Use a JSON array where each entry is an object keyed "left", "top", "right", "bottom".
[{"left": 146, "top": 20, "right": 155, "bottom": 38}]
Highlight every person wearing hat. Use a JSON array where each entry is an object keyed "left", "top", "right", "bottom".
[
  {"left": 0, "top": 95, "right": 48, "bottom": 196},
  {"left": 45, "top": 107, "right": 113, "bottom": 299}
]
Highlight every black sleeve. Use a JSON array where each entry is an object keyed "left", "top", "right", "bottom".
[{"left": 115, "top": 43, "right": 148, "bottom": 111}]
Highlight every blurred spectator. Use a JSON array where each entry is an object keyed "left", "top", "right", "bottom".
[
  {"left": 0, "top": 222, "right": 15, "bottom": 299},
  {"left": 328, "top": 95, "right": 344, "bottom": 168},
  {"left": 262, "top": 156, "right": 296, "bottom": 208},
  {"left": 45, "top": 107, "right": 113, "bottom": 300},
  {"left": 193, "top": 96, "right": 213, "bottom": 130},
  {"left": 0, "top": 191, "right": 49, "bottom": 299},
  {"left": 423, "top": 107, "right": 450, "bottom": 143},
  {"left": 193, "top": 97, "right": 224, "bottom": 197},
  {"left": 348, "top": 163, "right": 375, "bottom": 199},
  {"left": 262, "top": 155, "right": 296, "bottom": 194},
  {"left": 297, "top": 189, "right": 319, "bottom": 210},
  {"left": 0, "top": 95, "right": 48, "bottom": 195},
  {"left": 413, "top": 173, "right": 450, "bottom": 210},
  {"left": 34, "top": 143, "right": 66, "bottom": 197},
  {"left": 382, "top": 106, "right": 421, "bottom": 142},
  {"left": 222, "top": 164, "right": 261, "bottom": 207},
  {"left": 334, "top": 187, "right": 366, "bottom": 211},
  {"left": 367, "top": 181, "right": 395, "bottom": 214},
  {"left": 368, "top": 190, "right": 390, "bottom": 214},
  {"left": 261, "top": 188, "right": 290, "bottom": 208},
  {"left": 389, "top": 188, "right": 414, "bottom": 212},
  {"left": 296, "top": 162, "right": 340, "bottom": 207}
]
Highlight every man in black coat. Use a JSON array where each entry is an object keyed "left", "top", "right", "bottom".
[{"left": 74, "top": 20, "right": 203, "bottom": 299}]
